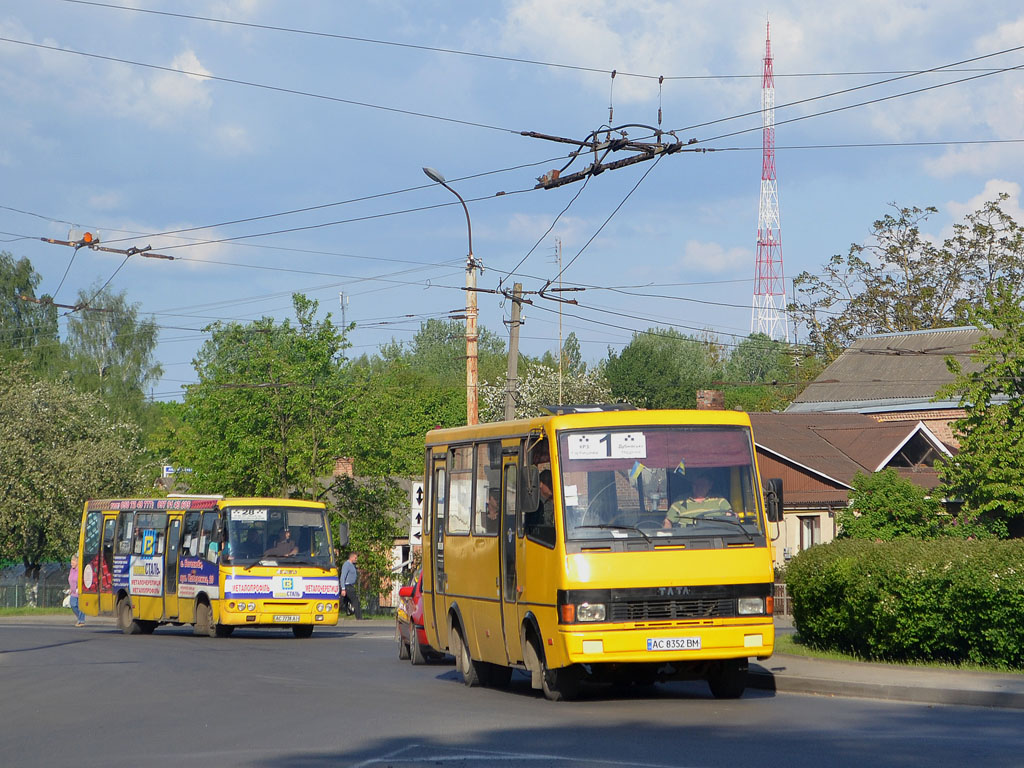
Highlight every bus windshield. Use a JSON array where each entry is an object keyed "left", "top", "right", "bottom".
[
  {"left": 224, "top": 505, "right": 333, "bottom": 566},
  {"left": 557, "top": 425, "right": 765, "bottom": 544}
]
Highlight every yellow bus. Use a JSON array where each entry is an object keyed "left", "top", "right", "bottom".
[
  {"left": 421, "top": 406, "right": 783, "bottom": 700},
  {"left": 77, "top": 496, "right": 340, "bottom": 637}
]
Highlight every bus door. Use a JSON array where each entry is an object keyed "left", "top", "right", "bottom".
[
  {"left": 98, "top": 514, "right": 117, "bottom": 614},
  {"left": 500, "top": 453, "right": 522, "bottom": 663},
  {"left": 163, "top": 515, "right": 182, "bottom": 619},
  {"left": 427, "top": 455, "right": 447, "bottom": 646}
]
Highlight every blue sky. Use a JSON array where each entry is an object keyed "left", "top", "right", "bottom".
[{"left": 2, "top": 1, "right": 1022, "bottom": 400}]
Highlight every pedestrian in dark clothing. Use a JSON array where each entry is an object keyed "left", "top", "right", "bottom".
[{"left": 340, "top": 551, "right": 363, "bottom": 619}]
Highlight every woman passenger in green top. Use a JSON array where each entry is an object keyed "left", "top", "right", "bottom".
[{"left": 663, "top": 468, "right": 733, "bottom": 528}]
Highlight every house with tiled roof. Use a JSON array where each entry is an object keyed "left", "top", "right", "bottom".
[
  {"left": 749, "top": 412, "right": 952, "bottom": 569},
  {"left": 786, "top": 326, "right": 990, "bottom": 448}
]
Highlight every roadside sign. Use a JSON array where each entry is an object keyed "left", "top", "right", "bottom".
[{"left": 410, "top": 481, "right": 424, "bottom": 545}]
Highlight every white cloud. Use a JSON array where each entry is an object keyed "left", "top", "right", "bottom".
[
  {"left": 676, "top": 239, "right": 749, "bottom": 274},
  {"left": 945, "top": 179, "right": 1023, "bottom": 223}
]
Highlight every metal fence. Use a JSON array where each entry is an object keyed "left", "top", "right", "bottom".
[
  {"left": 0, "top": 564, "right": 70, "bottom": 609},
  {"left": 773, "top": 581, "right": 792, "bottom": 616}
]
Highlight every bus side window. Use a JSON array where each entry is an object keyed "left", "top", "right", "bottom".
[{"left": 182, "top": 512, "right": 201, "bottom": 557}]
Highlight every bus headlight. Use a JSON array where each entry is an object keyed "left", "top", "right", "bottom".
[
  {"left": 316, "top": 603, "right": 325, "bottom": 612},
  {"left": 576, "top": 602, "right": 606, "bottom": 622},
  {"left": 247, "top": 602, "right": 256, "bottom": 611},
  {"left": 738, "top": 597, "right": 765, "bottom": 615}
]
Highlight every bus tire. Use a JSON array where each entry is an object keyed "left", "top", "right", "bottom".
[
  {"left": 116, "top": 597, "right": 142, "bottom": 635},
  {"left": 707, "top": 658, "right": 747, "bottom": 699},
  {"left": 194, "top": 602, "right": 215, "bottom": 637},
  {"left": 542, "top": 663, "right": 581, "bottom": 702},
  {"left": 215, "top": 624, "right": 235, "bottom": 638},
  {"left": 410, "top": 632, "right": 427, "bottom": 665},
  {"left": 451, "top": 626, "right": 479, "bottom": 687},
  {"left": 292, "top": 625, "right": 313, "bottom": 639}
]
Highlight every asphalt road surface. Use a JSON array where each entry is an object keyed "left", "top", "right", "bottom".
[{"left": 2, "top": 619, "right": 1023, "bottom": 768}]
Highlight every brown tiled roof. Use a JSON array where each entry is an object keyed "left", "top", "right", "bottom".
[
  {"left": 749, "top": 412, "right": 946, "bottom": 501},
  {"left": 790, "top": 327, "right": 986, "bottom": 407}
]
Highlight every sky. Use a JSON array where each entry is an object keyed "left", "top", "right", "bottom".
[{"left": 2, "top": 0, "right": 1022, "bottom": 401}]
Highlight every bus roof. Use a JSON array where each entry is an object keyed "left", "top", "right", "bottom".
[
  {"left": 84, "top": 497, "right": 327, "bottom": 513},
  {"left": 425, "top": 408, "right": 753, "bottom": 447}
]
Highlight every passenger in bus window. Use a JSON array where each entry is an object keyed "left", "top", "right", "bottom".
[
  {"left": 266, "top": 527, "right": 298, "bottom": 557},
  {"left": 663, "top": 469, "right": 733, "bottom": 527},
  {"left": 526, "top": 469, "right": 554, "bottom": 528},
  {"left": 484, "top": 488, "right": 501, "bottom": 533},
  {"left": 240, "top": 528, "right": 262, "bottom": 558}
]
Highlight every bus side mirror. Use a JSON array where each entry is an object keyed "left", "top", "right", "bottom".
[
  {"left": 337, "top": 522, "right": 349, "bottom": 548},
  {"left": 764, "top": 478, "right": 784, "bottom": 523},
  {"left": 521, "top": 465, "right": 540, "bottom": 517}
]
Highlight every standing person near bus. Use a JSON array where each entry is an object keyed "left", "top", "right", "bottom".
[
  {"left": 340, "top": 551, "right": 363, "bottom": 619},
  {"left": 68, "top": 554, "right": 85, "bottom": 627}
]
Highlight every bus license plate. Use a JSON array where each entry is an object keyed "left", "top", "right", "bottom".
[
  {"left": 273, "top": 614, "right": 300, "bottom": 622},
  {"left": 647, "top": 636, "right": 701, "bottom": 651}
]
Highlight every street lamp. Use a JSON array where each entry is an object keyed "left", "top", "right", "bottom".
[{"left": 423, "top": 166, "right": 479, "bottom": 425}]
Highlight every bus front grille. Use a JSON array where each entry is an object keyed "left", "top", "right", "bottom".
[{"left": 609, "top": 598, "right": 737, "bottom": 621}]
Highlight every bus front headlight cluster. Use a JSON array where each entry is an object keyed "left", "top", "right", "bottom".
[
  {"left": 576, "top": 602, "right": 606, "bottom": 622},
  {"left": 737, "top": 597, "right": 765, "bottom": 615}
]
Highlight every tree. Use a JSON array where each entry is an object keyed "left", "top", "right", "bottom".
[
  {"left": 605, "top": 328, "right": 723, "bottom": 409},
  {"left": 379, "top": 318, "right": 507, "bottom": 386},
  {"left": 0, "top": 363, "right": 146, "bottom": 578},
  {"left": 722, "top": 334, "right": 823, "bottom": 412},
  {"left": 836, "top": 469, "right": 947, "bottom": 540},
  {"left": 479, "top": 358, "right": 612, "bottom": 422},
  {"left": 330, "top": 474, "right": 405, "bottom": 612},
  {"left": 538, "top": 331, "right": 586, "bottom": 376},
  {"left": 0, "top": 252, "right": 62, "bottom": 373},
  {"left": 176, "top": 294, "right": 349, "bottom": 497},
  {"left": 790, "top": 197, "right": 1024, "bottom": 361},
  {"left": 64, "top": 284, "right": 162, "bottom": 415},
  {"left": 937, "top": 281, "right": 1024, "bottom": 538}
]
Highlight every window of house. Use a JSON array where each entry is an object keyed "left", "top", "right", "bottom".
[{"left": 799, "top": 515, "right": 821, "bottom": 551}]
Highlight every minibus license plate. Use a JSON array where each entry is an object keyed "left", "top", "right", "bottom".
[
  {"left": 647, "top": 636, "right": 701, "bottom": 651},
  {"left": 274, "top": 614, "right": 300, "bottom": 622}
]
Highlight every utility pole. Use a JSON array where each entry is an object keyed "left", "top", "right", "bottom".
[{"left": 503, "top": 282, "right": 523, "bottom": 421}]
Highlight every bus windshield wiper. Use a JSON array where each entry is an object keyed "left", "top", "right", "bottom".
[
  {"left": 243, "top": 557, "right": 268, "bottom": 571},
  {"left": 691, "top": 516, "right": 754, "bottom": 542},
  {"left": 575, "top": 524, "right": 651, "bottom": 544}
]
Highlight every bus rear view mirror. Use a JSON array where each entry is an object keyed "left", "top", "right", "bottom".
[{"left": 763, "top": 478, "right": 784, "bottom": 523}]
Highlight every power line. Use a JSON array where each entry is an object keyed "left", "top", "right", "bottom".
[
  {"left": 57, "top": 1, "right": 1023, "bottom": 83},
  {"left": 0, "top": 35, "right": 520, "bottom": 135}
]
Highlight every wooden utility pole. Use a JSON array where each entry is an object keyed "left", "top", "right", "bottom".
[{"left": 503, "top": 283, "right": 523, "bottom": 421}]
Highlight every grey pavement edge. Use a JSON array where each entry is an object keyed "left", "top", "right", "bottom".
[{"left": 4, "top": 614, "right": 1023, "bottom": 709}]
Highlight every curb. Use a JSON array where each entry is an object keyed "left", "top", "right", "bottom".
[{"left": 749, "top": 664, "right": 1024, "bottom": 710}]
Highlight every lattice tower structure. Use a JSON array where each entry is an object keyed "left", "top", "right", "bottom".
[{"left": 751, "top": 21, "right": 789, "bottom": 341}]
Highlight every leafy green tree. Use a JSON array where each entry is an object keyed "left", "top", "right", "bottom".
[
  {"left": 836, "top": 469, "right": 949, "bottom": 540},
  {"left": 790, "top": 196, "right": 1024, "bottom": 361},
  {"left": 538, "top": 331, "right": 586, "bottom": 376},
  {"left": 176, "top": 294, "right": 349, "bottom": 497},
  {"left": 340, "top": 363, "right": 465, "bottom": 476},
  {"left": 330, "top": 474, "right": 405, "bottom": 612},
  {"left": 0, "top": 252, "right": 63, "bottom": 373},
  {"left": 723, "top": 334, "right": 823, "bottom": 412},
  {"left": 64, "top": 284, "right": 162, "bottom": 415},
  {"left": 379, "top": 318, "right": 507, "bottom": 386},
  {"left": 0, "top": 362, "right": 147, "bottom": 577},
  {"left": 605, "top": 328, "right": 723, "bottom": 409},
  {"left": 937, "top": 281, "right": 1024, "bottom": 538}
]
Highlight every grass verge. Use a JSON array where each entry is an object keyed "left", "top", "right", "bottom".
[
  {"left": 0, "top": 606, "right": 68, "bottom": 617},
  {"left": 775, "top": 632, "right": 1023, "bottom": 675}
]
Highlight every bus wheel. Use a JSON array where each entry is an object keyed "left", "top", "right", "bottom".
[
  {"left": 194, "top": 602, "right": 215, "bottom": 637},
  {"left": 707, "top": 659, "right": 747, "bottom": 699},
  {"left": 542, "top": 663, "right": 581, "bottom": 702},
  {"left": 116, "top": 597, "right": 142, "bottom": 635},
  {"left": 451, "top": 626, "right": 479, "bottom": 687},
  {"left": 215, "top": 624, "right": 235, "bottom": 638},
  {"left": 292, "top": 625, "right": 313, "bottom": 639}
]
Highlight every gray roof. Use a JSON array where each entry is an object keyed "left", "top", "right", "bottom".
[{"left": 789, "top": 327, "right": 986, "bottom": 411}]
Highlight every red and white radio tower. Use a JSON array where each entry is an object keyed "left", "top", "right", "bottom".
[{"left": 751, "top": 20, "right": 789, "bottom": 342}]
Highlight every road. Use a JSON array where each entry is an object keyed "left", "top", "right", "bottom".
[{"left": 2, "top": 619, "right": 1023, "bottom": 768}]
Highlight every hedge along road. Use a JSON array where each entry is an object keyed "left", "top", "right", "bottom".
[{"left": 4, "top": 619, "right": 1024, "bottom": 768}]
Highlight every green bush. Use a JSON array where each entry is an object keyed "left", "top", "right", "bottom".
[{"left": 786, "top": 538, "right": 1024, "bottom": 668}]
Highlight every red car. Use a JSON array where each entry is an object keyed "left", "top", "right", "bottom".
[{"left": 396, "top": 570, "right": 444, "bottom": 664}]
